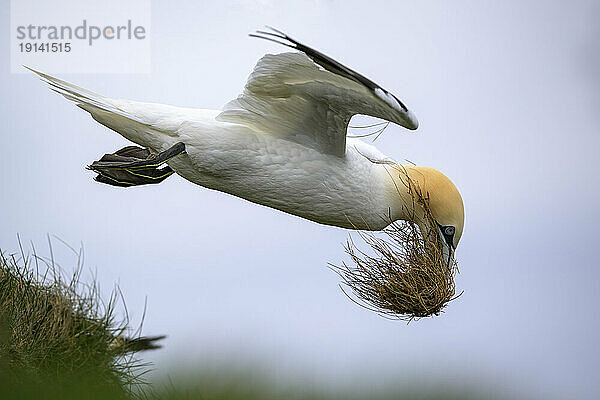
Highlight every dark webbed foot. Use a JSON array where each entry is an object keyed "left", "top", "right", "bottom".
[{"left": 88, "top": 142, "right": 185, "bottom": 187}]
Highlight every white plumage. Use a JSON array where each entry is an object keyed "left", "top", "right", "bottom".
[{"left": 29, "top": 28, "right": 464, "bottom": 256}]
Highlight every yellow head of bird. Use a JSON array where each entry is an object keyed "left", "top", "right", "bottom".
[{"left": 387, "top": 164, "right": 465, "bottom": 261}]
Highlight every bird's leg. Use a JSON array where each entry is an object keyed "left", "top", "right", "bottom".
[{"left": 87, "top": 142, "right": 186, "bottom": 187}]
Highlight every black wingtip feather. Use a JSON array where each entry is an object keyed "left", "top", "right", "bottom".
[
  {"left": 249, "top": 27, "right": 414, "bottom": 124},
  {"left": 249, "top": 32, "right": 297, "bottom": 50}
]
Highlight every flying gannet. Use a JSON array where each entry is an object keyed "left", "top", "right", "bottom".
[{"left": 28, "top": 27, "right": 464, "bottom": 265}]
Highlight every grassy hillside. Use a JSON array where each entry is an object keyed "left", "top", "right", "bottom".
[{"left": 0, "top": 242, "right": 158, "bottom": 399}]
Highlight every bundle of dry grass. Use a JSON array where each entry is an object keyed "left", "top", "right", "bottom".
[{"left": 333, "top": 176, "right": 461, "bottom": 321}]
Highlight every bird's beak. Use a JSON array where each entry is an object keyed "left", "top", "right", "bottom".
[{"left": 439, "top": 235, "right": 455, "bottom": 269}]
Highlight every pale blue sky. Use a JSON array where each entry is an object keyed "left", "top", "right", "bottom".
[{"left": 1, "top": 1, "right": 599, "bottom": 398}]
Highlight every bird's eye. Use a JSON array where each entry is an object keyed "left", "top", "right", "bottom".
[{"left": 444, "top": 226, "right": 455, "bottom": 236}]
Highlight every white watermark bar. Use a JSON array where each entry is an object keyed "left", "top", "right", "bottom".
[{"left": 10, "top": 0, "right": 151, "bottom": 73}]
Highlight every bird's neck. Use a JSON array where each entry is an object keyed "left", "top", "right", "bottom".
[{"left": 380, "top": 164, "right": 434, "bottom": 224}]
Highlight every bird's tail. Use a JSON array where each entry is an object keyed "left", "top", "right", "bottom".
[
  {"left": 26, "top": 66, "right": 176, "bottom": 150},
  {"left": 25, "top": 66, "right": 147, "bottom": 125},
  {"left": 27, "top": 67, "right": 189, "bottom": 187}
]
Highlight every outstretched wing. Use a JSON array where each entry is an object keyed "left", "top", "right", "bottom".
[{"left": 216, "top": 27, "right": 418, "bottom": 157}]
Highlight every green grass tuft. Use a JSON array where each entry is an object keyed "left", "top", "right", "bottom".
[{"left": 0, "top": 241, "right": 151, "bottom": 399}]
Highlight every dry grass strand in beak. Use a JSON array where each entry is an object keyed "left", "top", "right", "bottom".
[{"left": 332, "top": 187, "right": 461, "bottom": 321}]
